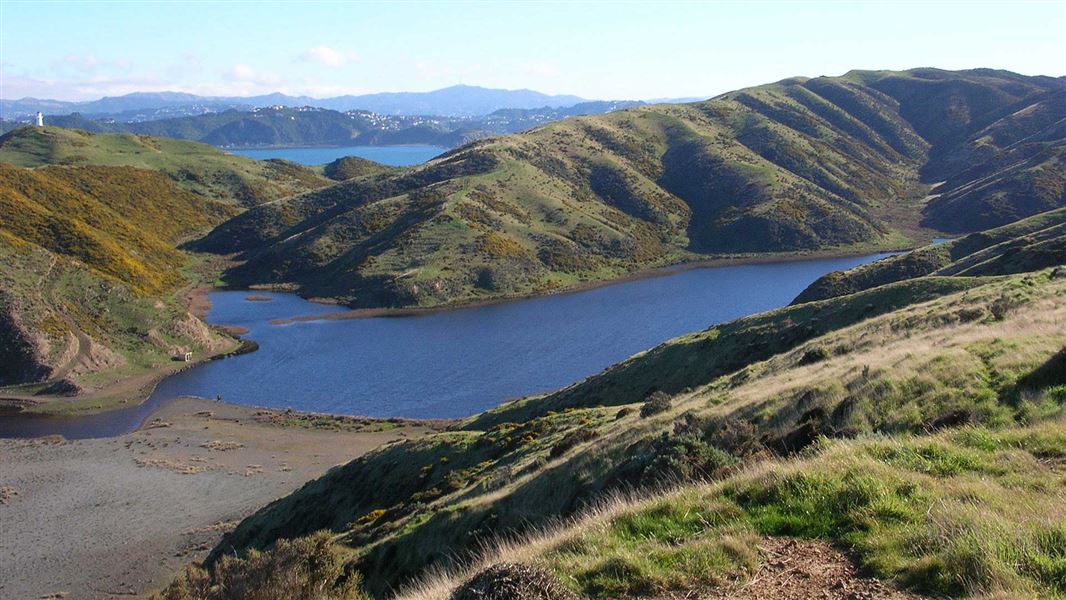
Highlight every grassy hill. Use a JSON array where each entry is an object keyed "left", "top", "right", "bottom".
[
  {"left": 0, "top": 163, "right": 242, "bottom": 393},
  {"left": 0, "top": 128, "right": 332, "bottom": 398},
  {"left": 0, "top": 237, "right": 234, "bottom": 397},
  {"left": 0, "top": 126, "right": 329, "bottom": 206},
  {"left": 175, "top": 228, "right": 1066, "bottom": 599},
  {"left": 197, "top": 69, "right": 1066, "bottom": 309},
  {"left": 794, "top": 207, "right": 1066, "bottom": 303},
  {"left": 0, "top": 163, "right": 236, "bottom": 294}
]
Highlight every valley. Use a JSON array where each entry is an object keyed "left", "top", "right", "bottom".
[{"left": 1, "top": 66, "right": 1065, "bottom": 600}]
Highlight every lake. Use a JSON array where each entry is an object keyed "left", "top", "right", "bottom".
[
  {"left": 0, "top": 252, "right": 893, "bottom": 439},
  {"left": 228, "top": 145, "right": 445, "bottom": 166}
]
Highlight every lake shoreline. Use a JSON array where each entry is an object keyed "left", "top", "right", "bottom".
[
  {"left": 0, "top": 248, "right": 899, "bottom": 428},
  {"left": 270, "top": 247, "right": 904, "bottom": 324},
  {"left": 0, "top": 329, "right": 255, "bottom": 420}
]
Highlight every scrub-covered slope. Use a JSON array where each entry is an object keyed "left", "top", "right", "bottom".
[
  {"left": 0, "top": 162, "right": 240, "bottom": 395},
  {"left": 794, "top": 206, "right": 1066, "bottom": 303},
  {"left": 203, "top": 253, "right": 1066, "bottom": 598},
  {"left": 200, "top": 69, "right": 1066, "bottom": 309}
]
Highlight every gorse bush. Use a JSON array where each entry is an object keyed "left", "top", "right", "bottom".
[
  {"left": 639, "top": 391, "right": 672, "bottom": 418},
  {"left": 155, "top": 532, "right": 368, "bottom": 600}
]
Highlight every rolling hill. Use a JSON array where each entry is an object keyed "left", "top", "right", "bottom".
[
  {"left": 181, "top": 215, "right": 1066, "bottom": 599},
  {"left": 794, "top": 206, "right": 1066, "bottom": 303},
  {"left": 0, "top": 126, "right": 329, "bottom": 206},
  {"left": 0, "top": 102, "right": 647, "bottom": 150},
  {"left": 198, "top": 69, "right": 1066, "bottom": 309}
]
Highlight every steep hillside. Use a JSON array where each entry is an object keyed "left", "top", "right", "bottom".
[
  {"left": 0, "top": 238, "right": 234, "bottom": 397},
  {"left": 794, "top": 207, "right": 1066, "bottom": 303},
  {"left": 0, "top": 161, "right": 245, "bottom": 401},
  {"left": 200, "top": 261, "right": 1066, "bottom": 599},
  {"left": 0, "top": 163, "right": 236, "bottom": 294},
  {"left": 199, "top": 69, "right": 1066, "bottom": 309},
  {"left": 0, "top": 126, "right": 329, "bottom": 206}
]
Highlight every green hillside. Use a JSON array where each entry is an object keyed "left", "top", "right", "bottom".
[
  {"left": 0, "top": 161, "right": 245, "bottom": 394},
  {"left": 794, "top": 207, "right": 1066, "bottom": 303},
  {"left": 0, "top": 163, "right": 237, "bottom": 293},
  {"left": 0, "top": 237, "right": 235, "bottom": 396},
  {"left": 0, "top": 128, "right": 330, "bottom": 398},
  {"left": 182, "top": 241, "right": 1066, "bottom": 599},
  {"left": 198, "top": 69, "right": 1066, "bottom": 309},
  {"left": 0, "top": 126, "right": 329, "bottom": 206}
]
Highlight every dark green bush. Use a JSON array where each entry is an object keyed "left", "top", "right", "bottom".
[{"left": 640, "top": 392, "right": 672, "bottom": 418}]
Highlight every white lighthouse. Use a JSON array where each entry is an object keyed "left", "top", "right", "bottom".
[{"left": 35, "top": 112, "right": 44, "bottom": 127}]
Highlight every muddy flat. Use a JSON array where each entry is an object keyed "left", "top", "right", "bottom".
[{"left": 0, "top": 398, "right": 435, "bottom": 599}]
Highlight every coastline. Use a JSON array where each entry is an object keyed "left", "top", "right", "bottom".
[
  {"left": 0, "top": 329, "right": 255, "bottom": 419},
  {"left": 1, "top": 245, "right": 904, "bottom": 423},
  {"left": 270, "top": 246, "right": 904, "bottom": 324}
]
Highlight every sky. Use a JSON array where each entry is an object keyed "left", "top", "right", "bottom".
[{"left": 1, "top": 0, "right": 1064, "bottom": 102}]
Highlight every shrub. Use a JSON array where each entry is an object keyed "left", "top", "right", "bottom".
[
  {"left": 798, "top": 346, "right": 830, "bottom": 365},
  {"left": 611, "top": 414, "right": 739, "bottom": 487},
  {"left": 451, "top": 563, "right": 577, "bottom": 600},
  {"left": 154, "top": 531, "right": 368, "bottom": 600},
  {"left": 640, "top": 392, "right": 672, "bottom": 418},
  {"left": 549, "top": 427, "right": 600, "bottom": 458}
]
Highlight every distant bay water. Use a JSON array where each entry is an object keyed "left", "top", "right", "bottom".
[{"left": 227, "top": 145, "right": 445, "bottom": 166}]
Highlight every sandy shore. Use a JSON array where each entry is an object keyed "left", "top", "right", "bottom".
[{"left": 0, "top": 398, "right": 437, "bottom": 599}]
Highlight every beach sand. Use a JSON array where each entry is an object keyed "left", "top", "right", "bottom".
[{"left": 0, "top": 398, "right": 436, "bottom": 599}]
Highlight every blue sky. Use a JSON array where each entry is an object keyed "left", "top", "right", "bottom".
[{"left": 2, "top": 1, "right": 1063, "bottom": 101}]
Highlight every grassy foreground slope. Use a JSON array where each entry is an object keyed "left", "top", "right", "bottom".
[
  {"left": 196, "top": 69, "right": 1065, "bottom": 309},
  {"left": 0, "top": 126, "right": 329, "bottom": 206},
  {"left": 195, "top": 255, "right": 1066, "bottom": 598}
]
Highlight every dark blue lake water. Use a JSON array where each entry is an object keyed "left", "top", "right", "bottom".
[
  {"left": 0, "top": 253, "right": 893, "bottom": 438},
  {"left": 228, "top": 145, "right": 445, "bottom": 166}
]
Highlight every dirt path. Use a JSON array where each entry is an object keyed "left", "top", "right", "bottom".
[
  {"left": 0, "top": 398, "right": 437, "bottom": 599},
  {"left": 25, "top": 254, "right": 91, "bottom": 386},
  {"left": 700, "top": 538, "right": 924, "bottom": 600},
  {"left": 45, "top": 309, "right": 92, "bottom": 384}
]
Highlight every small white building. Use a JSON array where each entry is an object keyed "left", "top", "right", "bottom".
[{"left": 35, "top": 112, "right": 44, "bottom": 127}]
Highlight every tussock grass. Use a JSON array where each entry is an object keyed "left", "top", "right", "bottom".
[
  {"left": 397, "top": 422, "right": 1066, "bottom": 599},
  {"left": 208, "top": 268, "right": 1066, "bottom": 598}
]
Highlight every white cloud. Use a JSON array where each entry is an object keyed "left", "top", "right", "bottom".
[
  {"left": 224, "top": 63, "right": 281, "bottom": 86},
  {"left": 300, "top": 45, "right": 358, "bottom": 68}
]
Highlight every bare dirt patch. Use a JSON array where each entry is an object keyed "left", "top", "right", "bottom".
[{"left": 700, "top": 538, "right": 924, "bottom": 600}]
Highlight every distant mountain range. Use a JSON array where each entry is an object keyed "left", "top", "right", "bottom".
[
  {"left": 0, "top": 101, "right": 647, "bottom": 149},
  {"left": 1, "top": 85, "right": 600, "bottom": 119}
]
